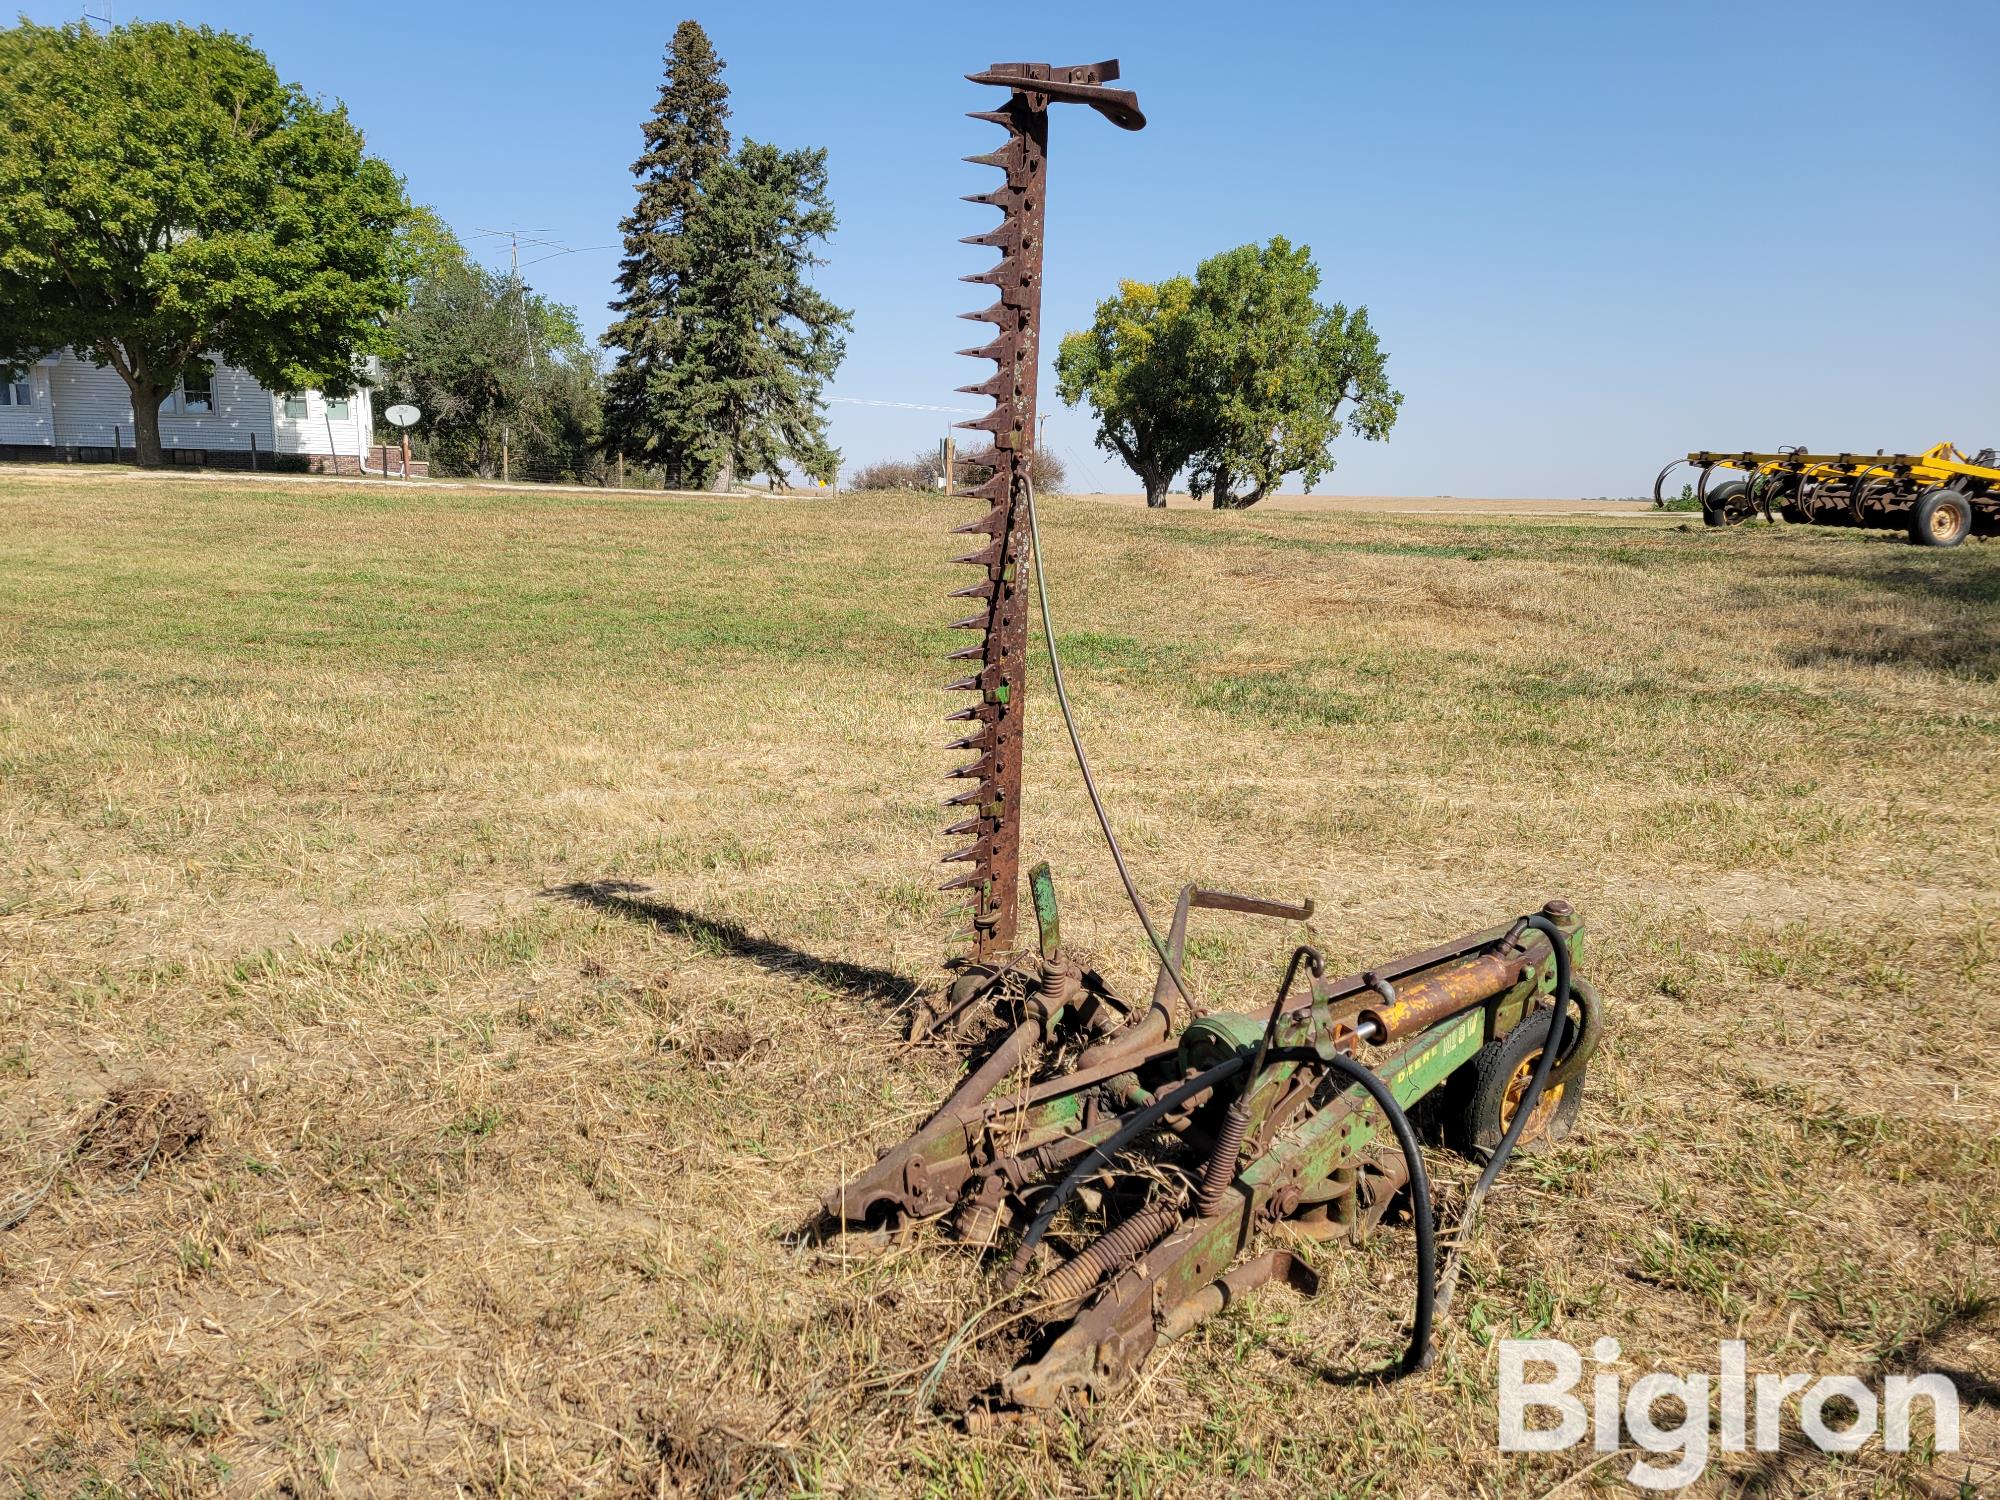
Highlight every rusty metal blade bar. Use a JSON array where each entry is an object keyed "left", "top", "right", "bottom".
[{"left": 943, "top": 84, "right": 1047, "bottom": 958}]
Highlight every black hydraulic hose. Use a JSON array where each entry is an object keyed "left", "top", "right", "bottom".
[
  {"left": 1432, "top": 914, "right": 1572, "bottom": 1329},
  {"left": 1007, "top": 1053, "right": 1248, "bottom": 1283},
  {"left": 1021, "top": 476, "right": 1196, "bottom": 1015},
  {"left": 1269, "top": 1044, "right": 1435, "bottom": 1375},
  {"left": 1472, "top": 915, "right": 1570, "bottom": 1200}
]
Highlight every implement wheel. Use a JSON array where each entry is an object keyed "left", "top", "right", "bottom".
[
  {"left": 1462, "top": 1008, "right": 1588, "bottom": 1161},
  {"left": 1702, "top": 479, "right": 1749, "bottom": 528},
  {"left": 1910, "top": 487, "right": 1973, "bottom": 548}
]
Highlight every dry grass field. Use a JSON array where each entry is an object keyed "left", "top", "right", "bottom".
[{"left": 1, "top": 468, "right": 1995, "bottom": 1498}]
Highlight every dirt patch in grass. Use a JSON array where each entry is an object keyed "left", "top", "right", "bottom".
[
  {"left": 0, "top": 470, "right": 1994, "bottom": 1496},
  {"left": 74, "top": 1082, "right": 210, "bottom": 1177},
  {"left": 1, "top": 1080, "right": 208, "bottom": 1233}
]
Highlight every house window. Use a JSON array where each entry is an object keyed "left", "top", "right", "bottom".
[
  {"left": 325, "top": 395, "right": 350, "bottom": 420},
  {"left": 0, "top": 381, "right": 28, "bottom": 406},
  {"left": 282, "top": 393, "right": 308, "bottom": 419},
  {"left": 179, "top": 370, "right": 213, "bottom": 414}
]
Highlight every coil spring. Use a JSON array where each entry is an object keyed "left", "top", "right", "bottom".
[
  {"left": 1038, "top": 1203, "right": 1180, "bottom": 1305},
  {"left": 1036, "top": 959, "right": 1084, "bottom": 1010},
  {"left": 1193, "top": 1099, "right": 1251, "bottom": 1218}
]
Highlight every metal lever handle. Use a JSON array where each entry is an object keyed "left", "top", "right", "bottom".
[
  {"left": 1189, "top": 888, "right": 1315, "bottom": 922},
  {"left": 966, "top": 68, "right": 1147, "bottom": 130}
]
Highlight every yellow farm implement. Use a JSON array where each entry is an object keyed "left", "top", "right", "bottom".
[{"left": 1654, "top": 442, "right": 1999, "bottom": 547}]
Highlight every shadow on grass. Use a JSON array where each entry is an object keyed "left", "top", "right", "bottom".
[
  {"left": 543, "top": 879, "right": 916, "bottom": 1012},
  {"left": 1781, "top": 550, "right": 2000, "bottom": 680},
  {"left": 1722, "top": 1287, "right": 1999, "bottom": 1494}
]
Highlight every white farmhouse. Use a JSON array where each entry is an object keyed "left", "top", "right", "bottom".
[{"left": 0, "top": 349, "right": 393, "bottom": 472}]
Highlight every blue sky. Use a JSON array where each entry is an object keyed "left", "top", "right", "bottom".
[{"left": 23, "top": 0, "right": 1998, "bottom": 496}]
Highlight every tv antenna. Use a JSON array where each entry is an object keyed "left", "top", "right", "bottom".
[
  {"left": 471, "top": 227, "right": 553, "bottom": 369},
  {"left": 468, "top": 227, "right": 615, "bottom": 370}
]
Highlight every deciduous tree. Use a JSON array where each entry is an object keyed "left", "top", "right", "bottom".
[
  {"left": 1057, "top": 238, "right": 1401, "bottom": 509},
  {"left": 1187, "top": 237, "right": 1401, "bottom": 509},
  {"left": 1055, "top": 276, "right": 1205, "bottom": 508},
  {"left": 0, "top": 21, "right": 407, "bottom": 466}
]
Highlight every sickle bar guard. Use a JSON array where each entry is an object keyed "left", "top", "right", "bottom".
[{"left": 942, "top": 61, "right": 1143, "bottom": 965}]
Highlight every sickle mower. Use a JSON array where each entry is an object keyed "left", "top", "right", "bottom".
[
  {"left": 1655, "top": 443, "right": 1999, "bottom": 546},
  {"left": 819, "top": 59, "right": 1606, "bottom": 1425}
]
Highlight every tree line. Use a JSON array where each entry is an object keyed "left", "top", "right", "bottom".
[
  {"left": 0, "top": 17, "right": 1399, "bottom": 504},
  {"left": 0, "top": 19, "right": 846, "bottom": 488}
]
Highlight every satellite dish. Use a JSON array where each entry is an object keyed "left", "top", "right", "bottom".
[{"left": 385, "top": 404, "right": 421, "bottom": 428}]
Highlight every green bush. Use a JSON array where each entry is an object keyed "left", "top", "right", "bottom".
[
  {"left": 846, "top": 445, "right": 1066, "bottom": 494},
  {"left": 847, "top": 455, "right": 938, "bottom": 492}
]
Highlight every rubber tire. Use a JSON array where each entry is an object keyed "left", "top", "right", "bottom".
[
  {"left": 1909, "top": 487, "right": 1972, "bottom": 548},
  {"left": 1462, "top": 1009, "right": 1587, "bottom": 1162},
  {"left": 1702, "top": 479, "right": 1748, "bottom": 528}
]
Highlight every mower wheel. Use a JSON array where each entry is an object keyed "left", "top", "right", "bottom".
[
  {"left": 1462, "top": 1008, "right": 1586, "bottom": 1162},
  {"left": 1910, "top": 487, "right": 1973, "bottom": 548}
]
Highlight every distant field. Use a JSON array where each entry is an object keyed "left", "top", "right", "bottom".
[
  {"left": 0, "top": 468, "right": 1994, "bottom": 1497},
  {"left": 15, "top": 462, "right": 1651, "bottom": 516},
  {"left": 1068, "top": 491, "right": 1653, "bottom": 515}
]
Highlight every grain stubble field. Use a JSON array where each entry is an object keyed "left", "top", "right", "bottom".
[{"left": 0, "top": 468, "right": 1994, "bottom": 1497}]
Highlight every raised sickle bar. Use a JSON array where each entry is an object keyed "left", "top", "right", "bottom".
[
  {"left": 829, "top": 60, "right": 1608, "bottom": 1428},
  {"left": 944, "top": 61, "right": 1145, "bottom": 964}
]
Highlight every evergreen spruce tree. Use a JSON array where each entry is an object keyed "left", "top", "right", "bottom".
[
  {"left": 603, "top": 21, "right": 849, "bottom": 489},
  {"left": 602, "top": 20, "right": 729, "bottom": 475}
]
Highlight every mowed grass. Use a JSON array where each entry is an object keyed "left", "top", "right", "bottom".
[{"left": 1, "top": 468, "right": 1996, "bottom": 1498}]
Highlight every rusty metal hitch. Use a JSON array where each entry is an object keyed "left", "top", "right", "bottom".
[{"left": 824, "top": 898, "right": 1602, "bottom": 1418}]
